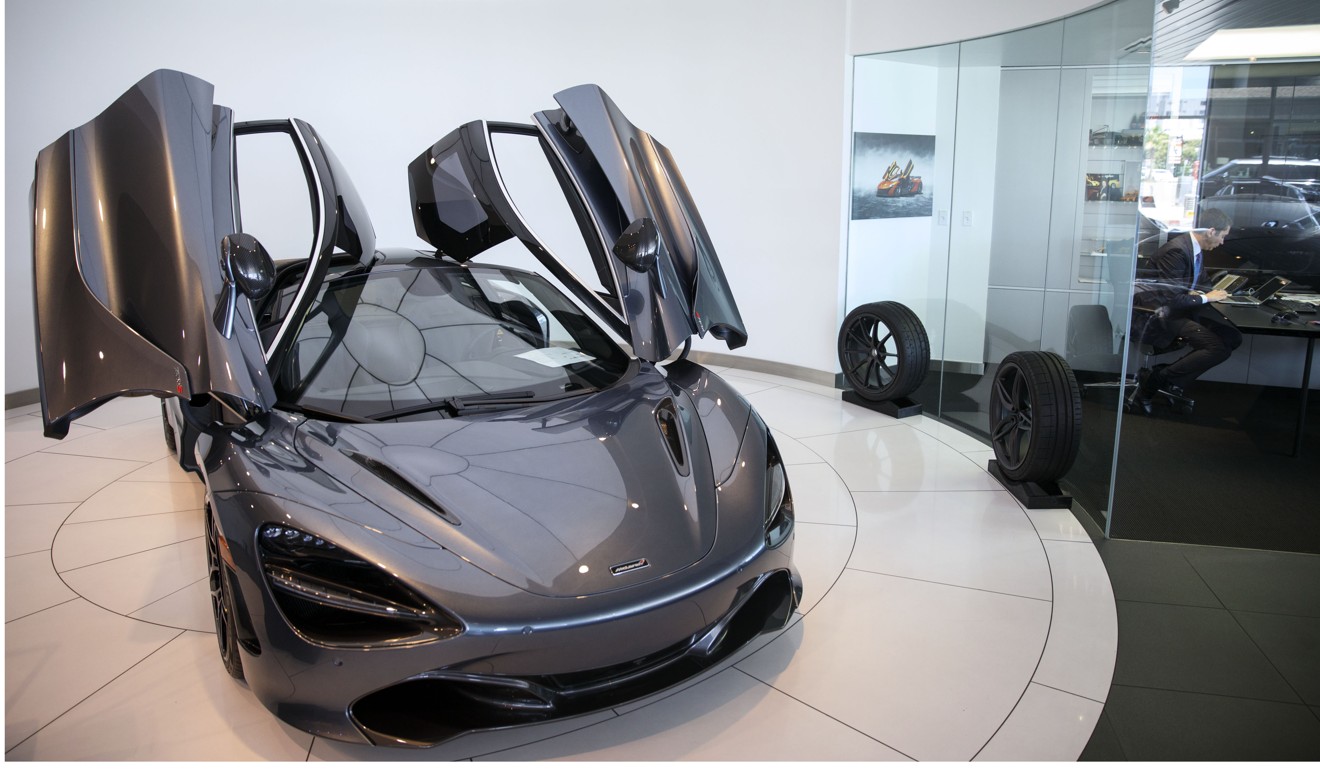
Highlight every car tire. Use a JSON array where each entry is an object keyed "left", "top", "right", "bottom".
[
  {"left": 161, "top": 400, "right": 177, "bottom": 456},
  {"left": 989, "top": 351, "right": 1082, "bottom": 483},
  {"left": 206, "top": 504, "right": 245, "bottom": 680},
  {"left": 837, "top": 301, "right": 930, "bottom": 402}
]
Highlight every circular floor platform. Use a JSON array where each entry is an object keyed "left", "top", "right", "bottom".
[{"left": 4, "top": 366, "right": 1116, "bottom": 760}]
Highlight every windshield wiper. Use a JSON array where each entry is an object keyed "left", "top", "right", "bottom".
[
  {"left": 276, "top": 401, "right": 371, "bottom": 424},
  {"left": 366, "top": 389, "right": 539, "bottom": 421}
]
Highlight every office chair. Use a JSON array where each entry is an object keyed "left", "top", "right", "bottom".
[{"left": 1077, "top": 305, "right": 1194, "bottom": 415}]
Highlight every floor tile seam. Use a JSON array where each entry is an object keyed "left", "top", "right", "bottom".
[
  {"left": 22, "top": 454, "right": 152, "bottom": 512},
  {"left": 793, "top": 520, "right": 857, "bottom": 530},
  {"left": 971, "top": 532, "right": 1060, "bottom": 761},
  {"left": 790, "top": 421, "right": 910, "bottom": 441},
  {"left": 1106, "top": 681, "right": 1314, "bottom": 707},
  {"left": 1230, "top": 606, "right": 1320, "bottom": 621},
  {"left": 57, "top": 534, "right": 204, "bottom": 577},
  {"left": 5, "top": 450, "right": 42, "bottom": 464},
  {"left": 1219, "top": 604, "right": 1317, "bottom": 708},
  {"left": 846, "top": 487, "right": 1017, "bottom": 498},
  {"left": 61, "top": 508, "right": 204, "bottom": 527},
  {"left": 728, "top": 664, "right": 918, "bottom": 760},
  {"left": 1180, "top": 549, "right": 1239, "bottom": 612},
  {"left": 1028, "top": 679, "right": 1109, "bottom": 706},
  {"left": 129, "top": 573, "right": 209, "bottom": 619},
  {"left": 6, "top": 547, "right": 57, "bottom": 559},
  {"left": 113, "top": 478, "right": 204, "bottom": 486},
  {"left": 2, "top": 625, "right": 188, "bottom": 757},
  {"left": 1113, "top": 596, "right": 1226, "bottom": 611},
  {"left": 842, "top": 565, "right": 1053, "bottom": 604},
  {"left": 1037, "top": 534, "right": 1098, "bottom": 544},
  {"left": 59, "top": 507, "right": 206, "bottom": 526},
  {"left": 796, "top": 517, "right": 860, "bottom": 620},
  {"left": 38, "top": 448, "right": 169, "bottom": 464},
  {"left": 3, "top": 595, "right": 81, "bottom": 626},
  {"left": 2, "top": 501, "right": 80, "bottom": 510}
]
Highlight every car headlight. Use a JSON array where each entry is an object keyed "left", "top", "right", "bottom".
[
  {"left": 765, "top": 437, "right": 794, "bottom": 549},
  {"left": 258, "top": 524, "right": 463, "bottom": 647}
]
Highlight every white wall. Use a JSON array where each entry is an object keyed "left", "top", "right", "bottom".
[
  {"left": 848, "top": 0, "right": 1109, "bottom": 56},
  {"left": 4, "top": 0, "right": 1116, "bottom": 397}
]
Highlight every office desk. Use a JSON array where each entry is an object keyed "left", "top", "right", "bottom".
[{"left": 1213, "top": 303, "right": 1320, "bottom": 456}]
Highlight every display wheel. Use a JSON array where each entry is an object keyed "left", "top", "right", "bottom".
[
  {"left": 837, "top": 301, "right": 930, "bottom": 402},
  {"left": 989, "top": 351, "right": 1082, "bottom": 483}
]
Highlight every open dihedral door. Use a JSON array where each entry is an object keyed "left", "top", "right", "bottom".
[
  {"left": 32, "top": 69, "right": 273, "bottom": 437},
  {"left": 407, "top": 85, "right": 746, "bottom": 363}
]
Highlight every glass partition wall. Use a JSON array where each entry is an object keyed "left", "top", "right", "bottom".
[
  {"left": 847, "top": 0, "right": 1155, "bottom": 530},
  {"left": 849, "top": 0, "right": 1320, "bottom": 554}
]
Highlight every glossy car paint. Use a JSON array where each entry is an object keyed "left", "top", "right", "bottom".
[{"left": 31, "top": 70, "right": 798, "bottom": 746}]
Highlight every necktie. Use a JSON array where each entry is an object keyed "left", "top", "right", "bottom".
[{"left": 1193, "top": 248, "right": 1202, "bottom": 287}]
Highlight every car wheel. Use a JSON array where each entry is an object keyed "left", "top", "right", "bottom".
[
  {"left": 989, "top": 351, "right": 1082, "bottom": 483},
  {"left": 161, "top": 400, "right": 177, "bottom": 456},
  {"left": 837, "top": 301, "right": 930, "bottom": 402},
  {"left": 206, "top": 504, "right": 245, "bottom": 680}
]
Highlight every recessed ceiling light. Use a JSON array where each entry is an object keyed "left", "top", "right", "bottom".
[{"left": 1185, "top": 25, "right": 1320, "bottom": 62}]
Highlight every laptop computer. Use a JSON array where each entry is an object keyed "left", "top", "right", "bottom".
[
  {"left": 1209, "top": 272, "right": 1248, "bottom": 294},
  {"left": 1216, "top": 275, "right": 1292, "bottom": 306}
]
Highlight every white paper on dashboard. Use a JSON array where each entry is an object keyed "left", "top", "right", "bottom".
[{"left": 516, "top": 348, "right": 596, "bottom": 367}]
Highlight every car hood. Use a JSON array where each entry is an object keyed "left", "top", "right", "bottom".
[{"left": 292, "top": 372, "right": 740, "bottom": 598}]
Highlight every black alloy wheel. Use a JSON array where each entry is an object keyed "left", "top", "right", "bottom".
[
  {"left": 989, "top": 351, "right": 1082, "bottom": 483},
  {"left": 206, "top": 504, "right": 245, "bottom": 680},
  {"left": 837, "top": 301, "right": 930, "bottom": 402}
]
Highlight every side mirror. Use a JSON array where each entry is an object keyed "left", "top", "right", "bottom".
[
  {"left": 223, "top": 233, "right": 275, "bottom": 300},
  {"left": 213, "top": 233, "right": 275, "bottom": 337},
  {"left": 613, "top": 218, "right": 659, "bottom": 273}
]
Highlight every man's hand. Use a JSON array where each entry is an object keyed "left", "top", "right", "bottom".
[{"left": 1205, "top": 289, "right": 1230, "bottom": 303}]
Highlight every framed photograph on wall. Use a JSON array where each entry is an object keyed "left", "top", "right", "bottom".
[
  {"left": 851, "top": 133, "right": 935, "bottom": 220},
  {"left": 1085, "top": 172, "right": 1123, "bottom": 202}
]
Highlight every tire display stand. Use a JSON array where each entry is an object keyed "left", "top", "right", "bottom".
[
  {"left": 986, "top": 460, "right": 1072, "bottom": 509},
  {"left": 837, "top": 301, "right": 930, "bottom": 417},
  {"left": 987, "top": 350, "right": 1082, "bottom": 510},
  {"left": 841, "top": 389, "right": 922, "bottom": 418}
]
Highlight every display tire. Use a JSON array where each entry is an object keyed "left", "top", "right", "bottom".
[
  {"left": 206, "top": 504, "right": 245, "bottom": 680},
  {"left": 837, "top": 301, "right": 930, "bottom": 402},
  {"left": 161, "top": 400, "right": 177, "bottom": 456},
  {"left": 989, "top": 350, "right": 1082, "bottom": 483}
]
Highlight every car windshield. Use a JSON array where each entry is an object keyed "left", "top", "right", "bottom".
[{"left": 273, "top": 262, "right": 632, "bottom": 420}]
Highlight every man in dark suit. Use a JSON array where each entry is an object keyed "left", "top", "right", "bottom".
[{"left": 1130, "top": 207, "right": 1239, "bottom": 414}]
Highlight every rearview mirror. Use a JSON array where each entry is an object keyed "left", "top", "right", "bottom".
[
  {"left": 613, "top": 218, "right": 659, "bottom": 273},
  {"left": 213, "top": 233, "right": 275, "bottom": 337}
]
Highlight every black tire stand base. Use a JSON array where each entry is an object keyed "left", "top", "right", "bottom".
[
  {"left": 842, "top": 390, "right": 923, "bottom": 418},
  {"left": 987, "top": 460, "right": 1073, "bottom": 509}
]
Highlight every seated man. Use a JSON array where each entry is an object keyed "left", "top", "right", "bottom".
[{"left": 1130, "top": 207, "right": 1240, "bottom": 414}]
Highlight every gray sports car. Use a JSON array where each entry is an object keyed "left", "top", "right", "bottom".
[{"left": 31, "top": 70, "right": 799, "bottom": 747}]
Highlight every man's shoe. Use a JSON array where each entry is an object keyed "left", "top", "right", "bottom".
[{"left": 1127, "top": 368, "right": 1156, "bottom": 415}]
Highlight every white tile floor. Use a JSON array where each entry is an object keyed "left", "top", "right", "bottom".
[{"left": 3, "top": 366, "right": 1118, "bottom": 761}]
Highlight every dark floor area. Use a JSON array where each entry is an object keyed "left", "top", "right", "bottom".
[
  {"left": 1080, "top": 538, "right": 1320, "bottom": 761},
  {"left": 1100, "top": 379, "right": 1320, "bottom": 553}
]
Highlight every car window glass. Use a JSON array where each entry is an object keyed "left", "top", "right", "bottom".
[
  {"left": 235, "top": 131, "right": 316, "bottom": 263},
  {"left": 282, "top": 265, "right": 629, "bottom": 419},
  {"left": 489, "top": 132, "right": 618, "bottom": 304}
]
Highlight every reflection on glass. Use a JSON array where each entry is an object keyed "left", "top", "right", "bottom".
[{"left": 847, "top": 0, "right": 1155, "bottom": 531}]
